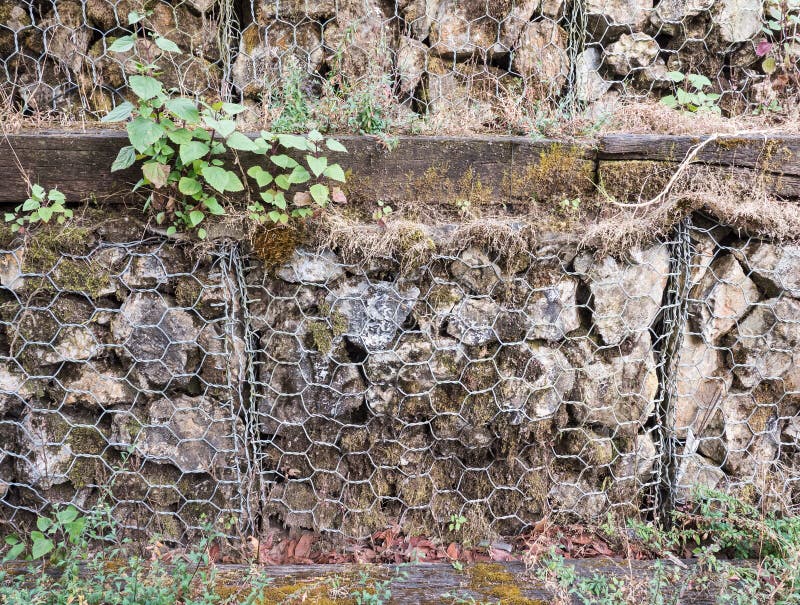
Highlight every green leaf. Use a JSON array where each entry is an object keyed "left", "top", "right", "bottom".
[
  {"left": 36, "top": 517, "right": 52, "bottom": 532},
  {"left": 4, "top": 543, "right": 25, "bottom": 562},
  {"left": 762, "top": 56, "right": 777, "bottom": 74},
  {"left": 288, "top": 165, "right": 311, "bottom": 184},
  {"left": 48, "top": 189, "right": 65, "bottom": 204},
  {"left": 203, "top": 117, "right": 236, "bottom": 138},
  {"left": 225, "top": 171, "right": 244, "bottom": 192},
  {"left": 220, "top": 102, "right": 246, "bottom": 115},
  {"left": 323, "top": 163, "right": 346, "bottom": 182},
  {"left": 36, "top": 206, "right": 53, "bottom": 222},
  {"left": 270, "top": 154, "right": 298, "bottom": 169},
  {"left": 101, "top": 101, "right": 134, "bottom": 123},
  {"left": 127, "top": 10, "right": 145, "bottom": 24},
  {"left": 166, "top": 226, "right": 177, "bottom": 236},
  {"left": 686, "top": 74, "right": 712, "bottom": 90},
  {"left": 666, "top": 71, "right": 685, "bottom": 83},
  {"left": 306, "top": 155, "right": 327, "bottom": 177},
  {"left": 111, "top": 146, "right": 137, "bottom": 172},
  {"left": 188, "top": 210, "right": 205, "bottom": 227},
  {"left": 129, "top": 75, "right": 163, "bottom": 101},
  {"left": 274, "top": 174, "right": 290, "bottom": 190},
  {"left": 56, "top": 507, "right": 79, "bottom": 524},
  {"left": 179, "top": 141, "right": 209, "bottom": 164},
  {"left": 154, "top": 36, "right": 182, "bottom": 53},
  {"left": 31, "top": 537, "right": 54, "bottom": 559},
  {"left": 31, "top": 184, "right": 45, "bottom": 200},
  {"left": 309, "top": 183, "right": 329, "bottom": 206},
  {"left": 142, "top": 161, "right": 170, "bottom": 188},
  {"left": 326, "top": 138, "right": 348, "bottom": 153},
  {"left": 202, "top": 166, "right": 230, "bottom": 192},
  {"left": 167, "top": 128, "right": 193, "bottom": 145},
  {"left": 204, "top": 197, "right": 225, "bottom": 215},
  {"left": 127, "top": 116, "right": 165, "bottom": 153},
  {"left": 247, "top": 165, "right": 273, "bottom": 187},
  {"left": 166, "top": 98, "right": 199, "bottom": 123},
  {"left": 226, "top": 131, "right": 259, "bottom": 152},
  {"left": 308, "top": 129, "right": 324, "bottom": 142},
  {"left": 197, "top": 227, "right": 207, "bottom": 239},
  {"left": 278, "top": 134, "right": 311, "bottom": 151},
  {"left": 660, "top": 95, "right": 677, "bottom": 108},
  {"left": 178, "top": 176, "right": 202, "bottom": 196},
  {"left": 108, "top": 35, "right": 135, "bottom": 53},
  {"left": 22, "top": 198, "right": 40, "bottom": 212}
]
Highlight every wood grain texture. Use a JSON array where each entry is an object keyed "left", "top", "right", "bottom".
[
  {"left": 599, "top": 134, "right": 800, "bottom": 177},
  {"left": 1, "top": 132, "right": 798, "bottom": 205}
]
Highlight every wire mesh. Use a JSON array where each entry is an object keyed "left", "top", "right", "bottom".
[
  {"left": 0, "top": 213, "right": 798, "bottom": 543},
  {"left": 1, "top": 0, "right": 797, "bottom": 127},
  {"left": 0, "top": 233, "right": 251, "bottom": 542}
]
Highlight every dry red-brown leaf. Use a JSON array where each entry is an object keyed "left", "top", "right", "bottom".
[
  {"left": 489, "top": 547, "right": 518, "bottom": 562},
  {"left": 446, "top": 543, "right": 460, "bottom": 560},
  {"left": 331, "top": 186, "right": 347, "bottom": 204},
  {"left": 294, "top": 533, "right": 314, "bottom": 559}
]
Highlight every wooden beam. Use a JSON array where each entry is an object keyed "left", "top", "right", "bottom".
[{"left": 598, "top": 134, "right": 800, "bottom": 177}]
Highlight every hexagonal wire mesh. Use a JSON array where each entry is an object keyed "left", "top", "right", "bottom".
[
  {"left": 0, "top": 235, "right": 253, "bottom": 542},
  {"left": 244, "top": 229, "right": 685, "bottom": 540},
  {"left": 0, "top": 213, "right": 797, "bottom": 544},
  {"left": 1, "top": 0, "right": 796, "bottom": 127}
]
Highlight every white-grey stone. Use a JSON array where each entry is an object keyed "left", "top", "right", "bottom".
[
  {"left": 674, "top": 452, "right": 725, "bottom": 502},
  {"left": 511, "top": 21, "right": 569, "bottom": 96},
  {"left": 446, "top": 297, "right": 501, "bottom": 346},
  {"left": 604, "top": 33, "right": 659, "bottom": 76},
  {"left": 327, "top": 279, "right": 420, "bottom": 352},
  {"left": 574, "top": 243, "right": 670, "bottom": 346},
  {"left": 525, "top": 277, "right": 581, "bottom": 342},
  {"left": 735, "top": 241, "right": 800, "bottom": 299},
  {"left": 276, "top": 249, "right": 344, "bottom": 284},
  {"left": 714, "top": 0, "right": 762, "bottom": 43},
  {"left": 689, "top": 254, "right": 760, "bottom": 343},
  {"left": 576, "top": 47, "right": 612, "bottom": 103},
  {"left": 450, "top": 247, "right": 501, "bottom": 294}
]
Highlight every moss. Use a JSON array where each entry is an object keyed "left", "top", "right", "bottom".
[
  {"left": 52, "top": 259, "right": 111, "bottom": 298},
  {"left": 253, "top": 225, "right": 302, "bottom": 267},
  {"left": 468, "top": 563, "right": 544, "bottom": 605},
  {"left": 597, "top": 160, "right": 672, "bottom": 203},
  {"left": 66, "top": 456, "right": 105, "bottom": 488},
  {"left": 308, "top": 320, "right": 334, "bottom": 354},
  {"left": 174, "top": 277, "right": 203, "bottom": 308},
  {"left": 66, "top": 426, "right": 107, "bottom": 455},
  {"left": 504, "top": 144, "right": 595, "bottom": 205}
]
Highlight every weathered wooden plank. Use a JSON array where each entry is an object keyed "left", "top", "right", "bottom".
[
  {"left": 598, "top": 134, "right": 800, "bottom": 177},
  {"left": 0, "top": 559, "right": 727, "bottom": 603}
]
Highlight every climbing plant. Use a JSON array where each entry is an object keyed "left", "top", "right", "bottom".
[{"left": 102, "top": 11, "right": 347, "bottom": 239}]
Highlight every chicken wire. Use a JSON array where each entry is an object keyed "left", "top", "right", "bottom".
[
  {"left": 0, "top": 235, "right": 252, "bottom": 542},
  {"left": 0, "top": 214, "right": 798, "bottom": 544},
  {"left": 1, "top": 0, "right": 796, "bottom": 126}
]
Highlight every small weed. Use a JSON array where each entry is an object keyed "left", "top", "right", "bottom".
[
  {"left": 660, "top": 72, "right": 721, "bottom": 113},
  {"left": 449, "top": 514, "right": 468, "bottom": 533},
  {"left": 5, "top": 185, "right": 72, "bottom": 234}
]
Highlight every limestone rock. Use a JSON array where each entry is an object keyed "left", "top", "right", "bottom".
[
  {"left": 276, "top": 249, "right": 343, "bottom": 284},
  {"left": 727, "top": 297, "right": 800, "bottom": 389},
  {"left": 322, "top": 0, "right": 395, "bottom": 82},
  {"left": 688, "top": 254, "right": 760, "bottom": 343},
  {"left": 511, "top": 21, "right": 569, "bottom": 97},
  {"left": 586, "top": 0, "right": 653, "bottom": 41},
  {"left": 40, "top": 1, "right": 91, "bottom": 73},
  {"left": 574, "top": 243, "right": 670, "bottom": 346},
  {"left": 0, "top": 365, "right": 30, "bottom": 416},
  {"left": 397, "top": 36, "right": 428, "bottom": 96},
  {"left": 548, "top": 472, "right": 607, "bottom": 520},
  {"left": 613, "top": 432, "right": 658, "bottom": 481},
  {"left": 604, "top": 33, "right": 659, "bottom": 76},
  {"left": 713, "top": 0, "right": 762, "bottom": 43},
  {"left": 697, "top": 391, "right": 779, "bottom": 478},
  {"left": 446, "top": 297, "right": 501, "bottom": 346},
  {"left": 450, "top": 247, "right": 501, "bottom": 294},
  {"left": 674, "top": 452, "right": 725, "bottom": 501},
  {"left": 576, "top": 47, "right": 612, "bottom": 103},
  {"left": 111, "top": 292, "right": 202, "bottom": 389},
  {"left": 0, "top": 249, "right": 24, "bottom": 291},
  {"left": 525, "top": 276, "right": 581, "bottom": 342},
  {"left": 674, "top": 331, "right": 732, "bottom": 437},
  {"left": 557, "top": 427, "right": 615, "bottom": 468},
  {"left": 143, "top": 2, "right": 220, "bottom": 61},
  {"left": 429, "top": 0, "right": 538, "bottom": 58},
  {"left": 735, "top": 241, "right": 800, "bottom": 299},
  {"left": 232, "top": 22, "right": 323, "bottom": 98},
  {"left": 651, "top": 0, "right": 714, "bottom": 36},
  {"left": 62, "top": 363, "right": 133, "bottom": 408},
  {"left": 495, "top": 343, "right": 574, "bottom": 420},
  {"left": 327, "top": 279, "right": 420, "bottom": 352},
  {"left": 570, "top": 332, "right": 659, "bottom": 429},
  {"left": 425, "top": 57, "right": 511, "bottom": 125},
  {"left": 0, "top": 1, "right": 31, "bottom": 56},
  {"left": 399, "top": 0, "right": 442, "bottom": 41},
  {"left": 111, "top": 395, "right": 243, "bottom": 475},
  {"left": 258, "top": 0, "right": 335, "bottom": 20}
]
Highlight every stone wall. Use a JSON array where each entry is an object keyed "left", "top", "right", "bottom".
[
  {"left": 0, "top": 213, "right": 798, "bottom": 541},
  {"left": 0, "top": 0, "right": 792, "bottom": 121}
]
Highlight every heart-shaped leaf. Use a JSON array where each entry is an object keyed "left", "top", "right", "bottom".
[
  {"left": 179, "top": 141, "right": 209, "bottom": 164},
  {"left": 306, "top": 155, "right": 327, "bottom": 177}
]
